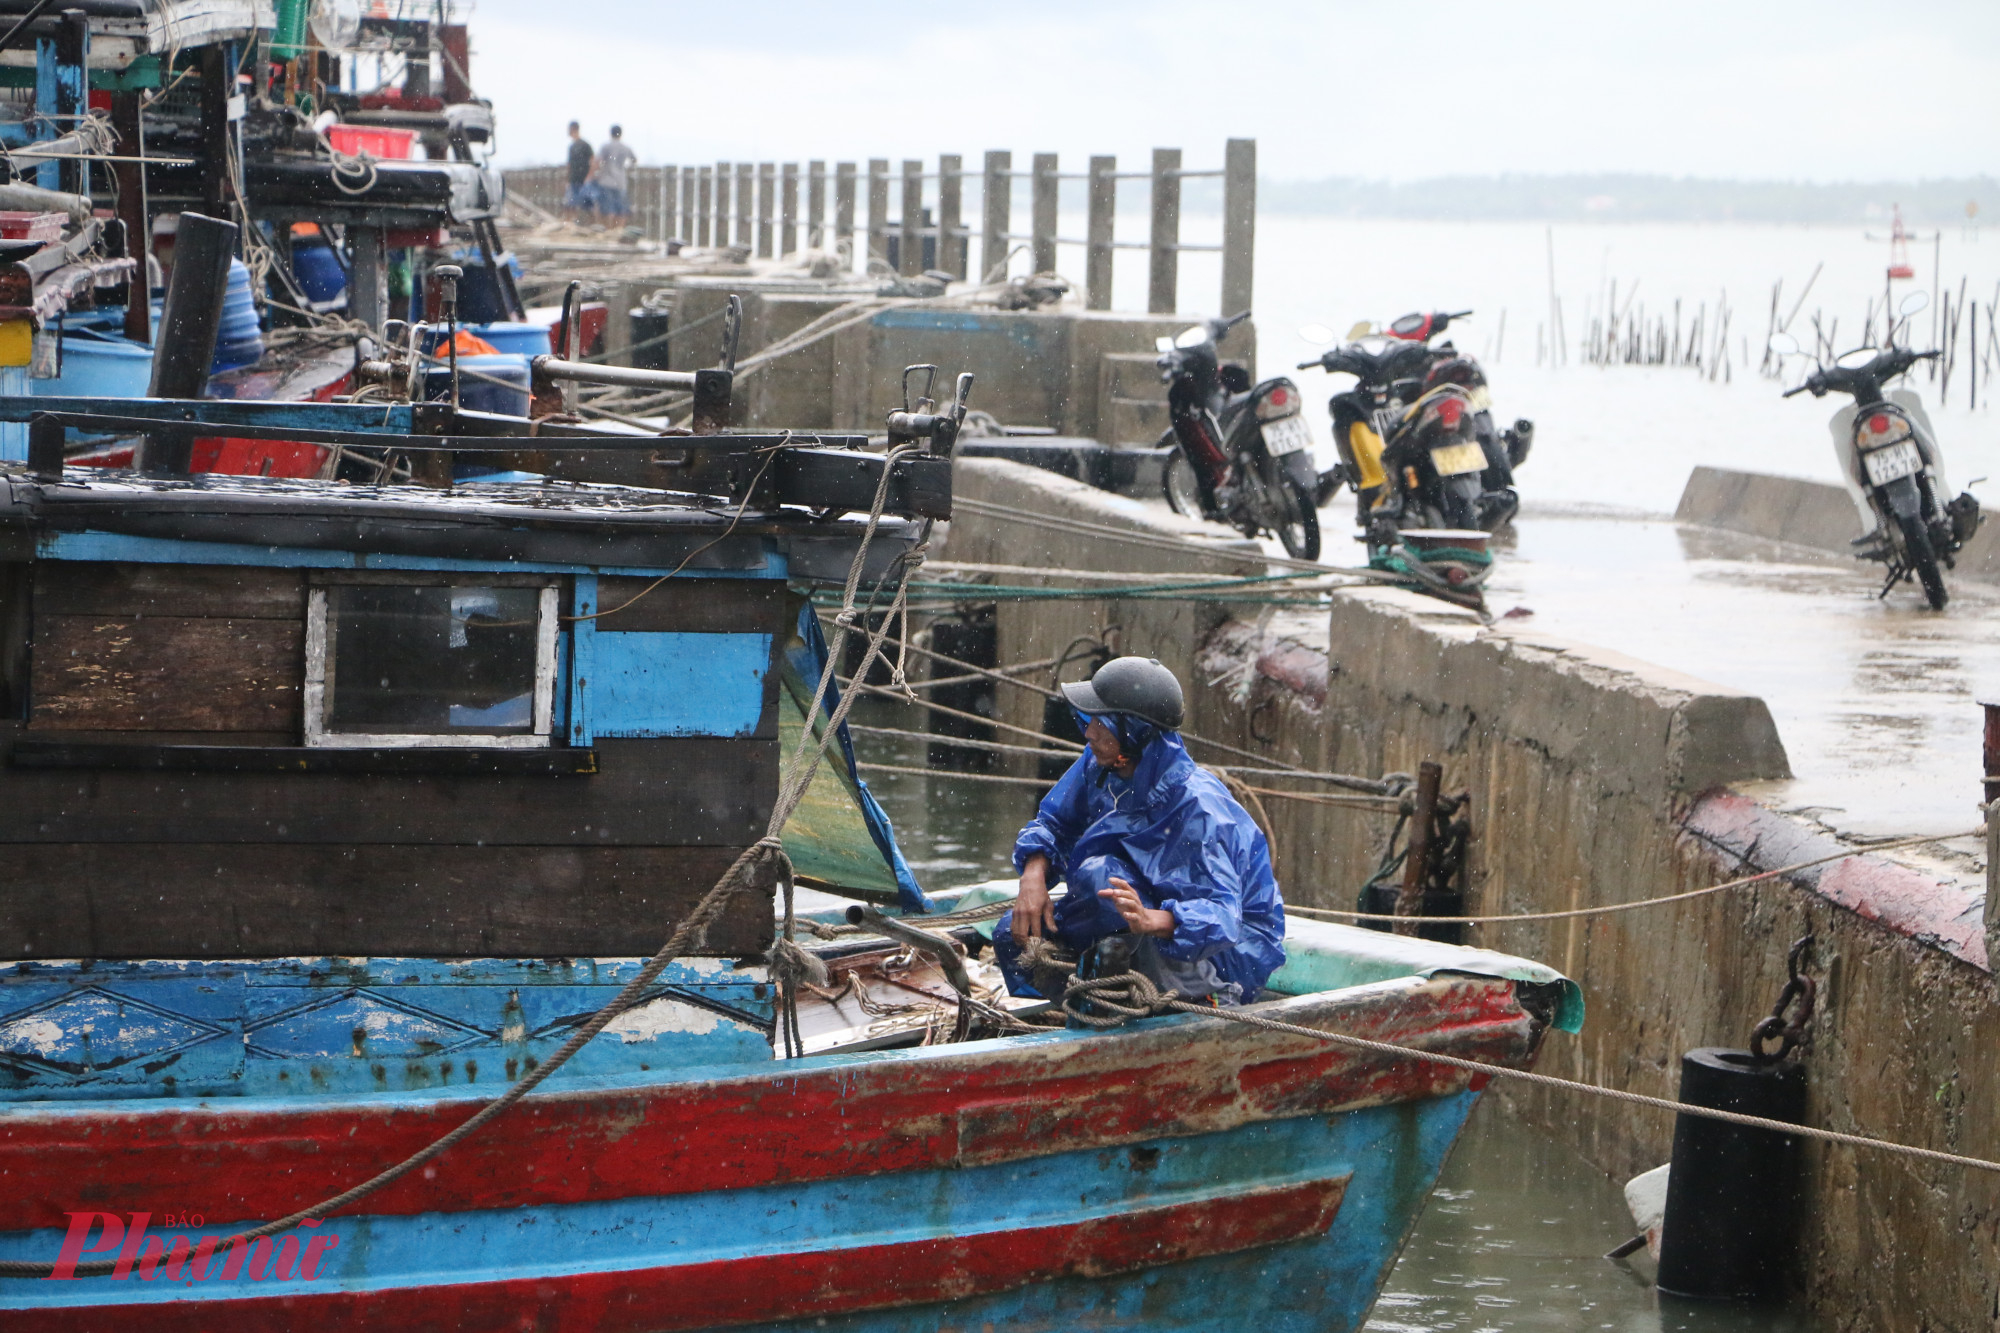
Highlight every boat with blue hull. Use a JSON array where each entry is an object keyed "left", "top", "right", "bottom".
[{"left": 0, "top": 389, "right": 1581, "bottom": 1330}]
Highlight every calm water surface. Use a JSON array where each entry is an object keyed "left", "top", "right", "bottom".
[{"left": 859, "top": 713, "right": 1828, "bottom": 1332}]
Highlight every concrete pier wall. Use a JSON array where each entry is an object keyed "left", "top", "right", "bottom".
[
  {"left": 1677, "top": 465, "right": 2000, "bottom": 583},
  {"left": 946, "top": 457, "right": 2000, "bottom": 1331}
]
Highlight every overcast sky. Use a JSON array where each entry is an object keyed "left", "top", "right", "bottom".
[{"left": 466, "top": 0, "right": 1998, "bottom": 182}]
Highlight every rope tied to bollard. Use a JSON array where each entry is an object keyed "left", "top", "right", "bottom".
[{"left": 1040, "top": 964, "right": 2000, "bottom": 1178}]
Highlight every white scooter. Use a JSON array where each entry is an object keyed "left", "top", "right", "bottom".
[{"left": 1770, "top": 293, "right": 1981, "bottom": 610}]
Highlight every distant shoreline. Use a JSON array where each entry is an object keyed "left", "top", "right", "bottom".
[{"left": 1254, "top": 174, "right": 1994, "bottom": 226}]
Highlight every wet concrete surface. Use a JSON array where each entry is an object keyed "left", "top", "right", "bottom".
[{"left": 1482, "top": 510, "right": 2000, "bottom": 843}]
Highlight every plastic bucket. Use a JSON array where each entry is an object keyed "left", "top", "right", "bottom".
[{"left": 461, "top": 321, "right": 552, "bottom": 358}]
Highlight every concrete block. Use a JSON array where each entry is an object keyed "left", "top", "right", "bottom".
[
  {"left": 1674, "top": 466, "right": 1864, "bottom": 550},
  {"left": 1099, "top": 352, "right": 1169, "bottom": 446}
]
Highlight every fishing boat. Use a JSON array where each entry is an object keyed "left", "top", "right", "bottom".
[{"left": 0, "top": 384, "right": 1581, "bottom": 1330}]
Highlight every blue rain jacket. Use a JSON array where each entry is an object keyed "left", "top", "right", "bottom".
[{"left": 1007, "top": 729, "right": 1286, "bottom": 999}]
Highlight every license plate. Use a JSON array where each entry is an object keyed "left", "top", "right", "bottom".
[
  {"left": 1862, "top": 439, "right": 1922, "bottom": 486},
  {"left": 1430, "top": 441, "right": 1486, "bottom": 476},
  {"left": 1263, "top": 415, "right": 1312, "bottom": 456}
]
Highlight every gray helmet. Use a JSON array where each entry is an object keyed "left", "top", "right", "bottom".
[{"left": 1061, "top": 656, "right": 1184, "bottom": 731}]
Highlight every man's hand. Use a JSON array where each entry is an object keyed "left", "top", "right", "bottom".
[
  {"left": 1099, "top": 877, "right": 1176, "bottom": 939},
  {"left": 1012, "top": 855, "right": 1059, "bottom": 941}
]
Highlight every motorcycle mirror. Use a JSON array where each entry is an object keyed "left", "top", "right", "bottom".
[
  {"left": 1899, "top": 290, "right": 1930, "bottom": 317},
  {"left": 1767, "top": 332, "right": 1801, "bottom": 357},
  {"left": 1389, "top": 312, "right": 1427, "bottom": 337},
  {"left": 1346, "top": 320, "right": 1375, "bottom": 341},
  {"left": 1155, "top": 335, "right": 1174, "bottom": 353},
  {"left": 1298, "top": 322, "right": 1336, "bottom": 346},
  {"left": 1173, "top": 325, "right": 1208, "bottom": 350}
]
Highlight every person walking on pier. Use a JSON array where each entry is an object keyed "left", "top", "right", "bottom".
[
  {"left": 994, "top": 656, "right": 1286, "bottom": 1006},
  {"left": 563, "top": 121, "right": 595, "bottom": 221},
  {"left": 592, "top": 125, "right": 637, "bottom": 227}
]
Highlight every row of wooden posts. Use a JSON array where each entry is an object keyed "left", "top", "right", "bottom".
[{"left": 506, "top": 140, "right": 1256, "bottom": 317}]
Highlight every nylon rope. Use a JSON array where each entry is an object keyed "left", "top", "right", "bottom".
[{"left": 1041, "top": 965, "right": 2000, "bottom": 1178}]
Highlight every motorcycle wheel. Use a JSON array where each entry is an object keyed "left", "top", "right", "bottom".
[
  {"left": 1898, "top": 512, "right": 1948, "bottom": 610},
  {"left": 1162, "top": 451, "right": 1203, "bottom": 518},
  {"left": 1261, "top": 458, "right": 1321, "bottom": 561}
]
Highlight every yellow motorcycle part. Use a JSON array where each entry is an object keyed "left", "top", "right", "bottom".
[{"left": 1348, "top": 420, "right": 1388, "bottom": 490}]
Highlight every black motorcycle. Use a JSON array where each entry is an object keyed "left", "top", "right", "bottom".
[
  {"left": 1773, "top": 302, "right": 1980, "bottom": 609},
  {"left": 1157, "top": 312, "right": 1321, "bottom": 561},
  {"left": 1381, "top": 310, "right": 1533, "bottom": 509},
  {"left": 1300, "top": 312, "right": 1523, "bottom": 536}
]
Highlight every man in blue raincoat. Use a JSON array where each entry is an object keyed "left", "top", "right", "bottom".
[{"left": 992, "top": 656, "right": 1285, "bottom": 1006}]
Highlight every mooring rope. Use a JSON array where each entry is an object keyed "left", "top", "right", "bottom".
[
  {"left": 851, "top": 759, "right": 1403, "bottom": 810},
  {"left": 1281, "top": 829, "right": 1981, "bottom": 925},
  {"left": 0, "top": 446, "right": 931, "bottom": 1281},
  {"left": 1039, "top": 963, "right": 2000, "bottom": 1178}
]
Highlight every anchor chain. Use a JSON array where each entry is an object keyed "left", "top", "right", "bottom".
[{"left": 1749, "top": 933, "right": 1817, "bottom": 1065}]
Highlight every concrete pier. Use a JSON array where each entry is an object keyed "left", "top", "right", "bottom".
[{"left": 942, "top": 456, "right": 1999, "bottom": 1331}]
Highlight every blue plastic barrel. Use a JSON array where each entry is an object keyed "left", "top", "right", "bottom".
[
  {"left": 211, "top": 258, "right": 264, "bottom": 373},
  {"left": 462, "top": 321, "right": 555, "bottom": 357},
  {"left": 291, "top": 241, "right": 346, "bottom": 306},
  {"left": 30, "top": 331, "right": 153, "bottom": 398},
  {"left": 424, "top": 353, "right": 531, "bottom": 418}
]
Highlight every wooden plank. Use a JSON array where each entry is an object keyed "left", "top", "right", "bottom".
[
  {"left": 33, "top": 561, "right": 305, "bottom": 619},
  {"left": 591, "top": 578, "right": 788, "bottom": 634},
  {"left": 0, "top": 843, "right": 773, "bottom": 959},
  {"left": 29, "top": 615, "right": 303, "bottom": 732},
  {"left": 0, "top": 736, "right": 773, "bottom": 844},
  {"left": 8, "top": 739, "right": 601, "bottom": 775}
]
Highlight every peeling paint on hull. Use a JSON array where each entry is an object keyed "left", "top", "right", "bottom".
[{"left": 0, "top": 974, "right": 1545, "bottom": 1330}]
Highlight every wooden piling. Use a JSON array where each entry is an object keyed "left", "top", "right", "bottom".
[
  {"left": 867, "top": 159, "right": 889, "bottom": 269},
  {"left": 982, "top": 150, "right": 1011, "bottom": 283},
  {"left": 1031, "top": 153, "right": 1058, "bottom": 276},
  {"left": 735, "top": 163, "right": 753, "bottom": 249},
  {"left": 1392, "top": 761, "right": 1443, "bottom": 936},
  {"left": 780, "top": 163, "right": 798, "bottom": 257},
  {"left": 111, "top": 89, "right": 149, "bottom": 344},
  {"left": 901, "top": 158, "right": 924, "bottom": 276},
  {"left": 1148, "top": 148, "right": 1181, "bottom": 315},
  {"left": 1085, "top": 155, "right": 1115, "bottom": 311},
  {"left": 835, "top": 162, "right": 857, "bottom": 268},
  {"left": 757, "top": 163, "right": 775, "bottom": 259},
  {"left": 938, "top": 154, "right": 964, "bottom": 280},
  {"left": 661, "top": 165, "right": 677, "bottom": 245},
  {"left": 1221, "top": 138, "right": 1255, "bottom": 318},
  {"left": 808, "top": 160, "right": 826, "bottom": 251},
  {"left": 714, "top": 161, "right": 730, "bottom": 249},
  {"left": 696, "top": 167, "right": 712, "bottom": 247}
]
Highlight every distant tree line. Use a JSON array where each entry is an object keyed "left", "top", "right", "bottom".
[{"left": 1254, "top": 174, "right": 1995, "bottom": 225}]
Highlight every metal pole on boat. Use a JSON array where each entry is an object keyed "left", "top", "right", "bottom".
[
  {"left": 433, "top": 263, "right": 463, "bottom": 409},
  {"left": 145, "top": 211, "right": 237, "bottom": 472}
]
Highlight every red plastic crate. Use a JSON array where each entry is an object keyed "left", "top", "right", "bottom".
[
  {"left": 0, "top": 211, "right": 65, "bottom": 243},
  {"left": 326, "top": 124, "right": 415, "bottom": 160}
]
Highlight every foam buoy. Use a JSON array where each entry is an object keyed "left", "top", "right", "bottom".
[{"left": 1654, "top": 1046, "right": 1807, "bottom": 1300}]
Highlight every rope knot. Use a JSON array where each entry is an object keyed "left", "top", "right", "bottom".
[{"left": 1057, "top": 968, "right": 1184, "bottom": 1029}]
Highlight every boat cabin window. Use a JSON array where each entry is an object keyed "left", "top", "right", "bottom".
[{"left": 305, "top": 580, "right": 559, "bottom": 748}]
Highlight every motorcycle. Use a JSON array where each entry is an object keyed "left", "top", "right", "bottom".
[
  {"left": 1298, "top": 310, "right": 1524, "bottom": 537},
  {"left": 1156, "top": 311, "right": 1321, "bottom": 561},
  {"left": 1380, "top": 310, "right": 1533, "bottom": 510},
  {"left": 1770, "top": 291, "right": 1981, "bottom": 610}
]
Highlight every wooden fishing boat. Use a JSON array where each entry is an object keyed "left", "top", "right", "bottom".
[{"left": 0, "top": 390, "right": 1581, "bottom": 1330}]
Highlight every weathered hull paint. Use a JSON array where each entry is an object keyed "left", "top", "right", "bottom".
[{"left": 0, "top": 974, "right": 1537, "bottom": 1331}]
